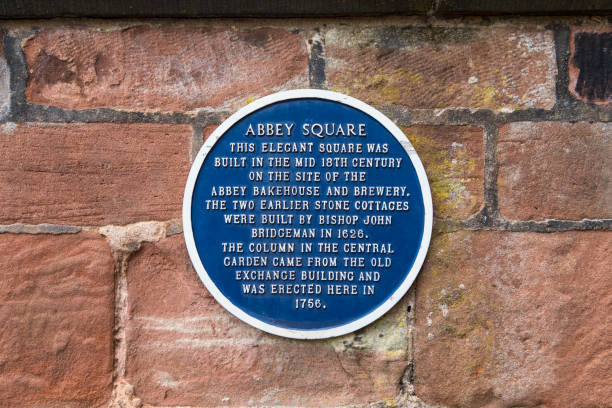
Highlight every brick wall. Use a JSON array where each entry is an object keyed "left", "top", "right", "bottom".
[{"left": 0, "top": 16, "right": 610, "bottom": 408}]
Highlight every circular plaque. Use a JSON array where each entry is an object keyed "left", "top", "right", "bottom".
[{"left": 183, "top": 90, "right": 432, "bottom": 339}]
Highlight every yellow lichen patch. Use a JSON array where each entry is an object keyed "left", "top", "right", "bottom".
[
  {"left": 438, "top": 286, "right": 467, "bottom": 308},
  {"left": 371, "top": 376, "right": 397, "bottom": 402},
  {"left": 464, "top": 322, "right": 496, "bottom": 378},
  {"left": 403, "top": 130, "right": 479, "bottom": 219},
  {"left": 464, "top": 63, "right": 518, "bottom": 110},
  {"left": 326, "top": 297, "right": 409, "bottom": 355},
  {"left": 405, "top": 71, "right": 424, "bottom": 85},
  {"left": 423, "top": 232, "right": 464, "bottom": 278},
  {"left": 382, "top": 396, "right": 398, "bottom": 407},
  {"left": 244, "top": 95, "right": 257, "bottom": 105},
  {"left": 438, "top": 282, "right": 493, "bottom": 341},
  {"left": 469, "top": 85, "right": 498, "bottom": 109},
  {"left": 362, "top": 73, "right": 401, "bottom": 102},
  {"left": 421, "top": 233, "right": 498, "bottom": 381},
  {"left": 441, "top": 82, "right": 462, "bottom": 102},
  {"left": 501, "top": 74, "right": 509, "bottom": 88},
  {"left": 341, "top": 69, "right": 425, "bottom": 106}
]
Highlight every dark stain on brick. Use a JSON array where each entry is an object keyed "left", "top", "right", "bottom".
[
  {"left": 31, "top": 50, "right": 75, "bottom": 85},
  {"left": 237, "top": 29, "right": 271, "bottom": 48},
  {"left": 571, "top": 32, "right": 611, "bottom": 103},
  {"left": 308, "top": 35, "right": 325, "bottom": 88},
  {"left": 375, "top": 26, "right": 477, "bottom": 50}
]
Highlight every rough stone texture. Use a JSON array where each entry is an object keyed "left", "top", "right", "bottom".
[
  {"left": 0, "top": 34, "right": 10, "bottom": 120},
  {"left": 498, "top": 122, "right": 612, "bottom": 221},
  {"left": 99, "top": 221, "right": 166, "bottom": 252},
  {"left": 23, "top": 26, "right": 308, "bottom": 112},
  {"left": 326, "top": 24, "right": 556, "bottom": 110},
  {"left": 0, "top": 223, "right": 81, "bottom": 234},
  {"left": 569, "top": 28, "right": 611, "bottom": 107},
  {"left": 402, "top": 125, "right": 483, "bottom": 220},
  {"left": 415, "top": 230, "right": 612, "bottom": 408},
  {"left": 126, "top": 235, "right": 408, "bottom": 406},
  {"left": 1, "top": 17, "right": 610, "bottom": 408},
  {"left": 108, "top": 379, "right": 143, "bottom": 408},
  {"left": 0, "top": 232, "right": 115, "bottom": 407},
  {"left": 0, "top": 123, "right": 191, "bottom": 225}
]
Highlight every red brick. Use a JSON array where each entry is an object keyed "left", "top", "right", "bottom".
[
  {"left": 498, "top": 122, "right": 612, "bottom": 221},
  {"left": 0, "top": 123, "right": 191, "bottom": 225},
  {"left": 0, "top": 232, "right": 114, "bottom": 407},
  {"left": 403, "top": 125, "right": 483, "bottom": 220},
  {"left": 415, "top": 230, "right": 612, "bottom": 408},
  {"left": 569, "top": 28, "right": 611, "bottom": 107},
  {"left": 24, "top": 26, "right": 308, "bottom": 112},
  {"left": 126, "top": 235, "right": 407, "bottom": 406},
  {"left": 326, "top": 25, "right": 555, "bottom": 110}
]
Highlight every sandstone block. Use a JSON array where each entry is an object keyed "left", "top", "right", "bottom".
[
  {"left": 126, "top": 235, "right": 408, "bottom": 406},
  {"left": 326, "top": 24, "right": 556, "bottom": 110},
  {"left": 0, "top": 123, "right": 191, "bottom": 225},
  {"left": 24, "top": 26, "right": 308, "bottom": 112},
  {"left": 415, "top": 230, "right": 612, "bottom": 408},
  {"left": 0, "top": 232, "right": 115, "bottom": 407},
  {"left": 403, "top": 125, "right": 483, "bottom": 220},
  {"left": 498, "top": 122, "right": 612, "bottom": 221}
]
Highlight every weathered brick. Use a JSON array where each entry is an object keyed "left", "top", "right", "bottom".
[
  {"left": 0, "top": 232, "right": 114, "bottom": 407},
  {"left": 498, "top": 122, "right": 612, "bottom": 221},
  {"left": 0, "top": 123, "right": 191, "bottom": 225},
  {"left": 403, "top": 125, "right": 483, "bottom": 220},
  {"left": 569, "top": 28, "right": 611, "bottom": 107},
  {"left": 415, "top": 230, "right": 612, "bottom": 408},
  {"left": 23, "top": 26, "right": 308, "bottom": 112},
  {"left": 326, "top": 25, "right": 556, "bottom": 110},
  {"left": 126, "top": 235, "right": 408, "bottom": 406}
]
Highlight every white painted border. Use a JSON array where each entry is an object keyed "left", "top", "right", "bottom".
[{"left": 183, "top": 89, "right": 433, "bottom": 339}]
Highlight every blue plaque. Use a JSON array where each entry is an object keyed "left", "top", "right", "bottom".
[{"left": 183, "top": 90, "right": 432, "bottom": 339}]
